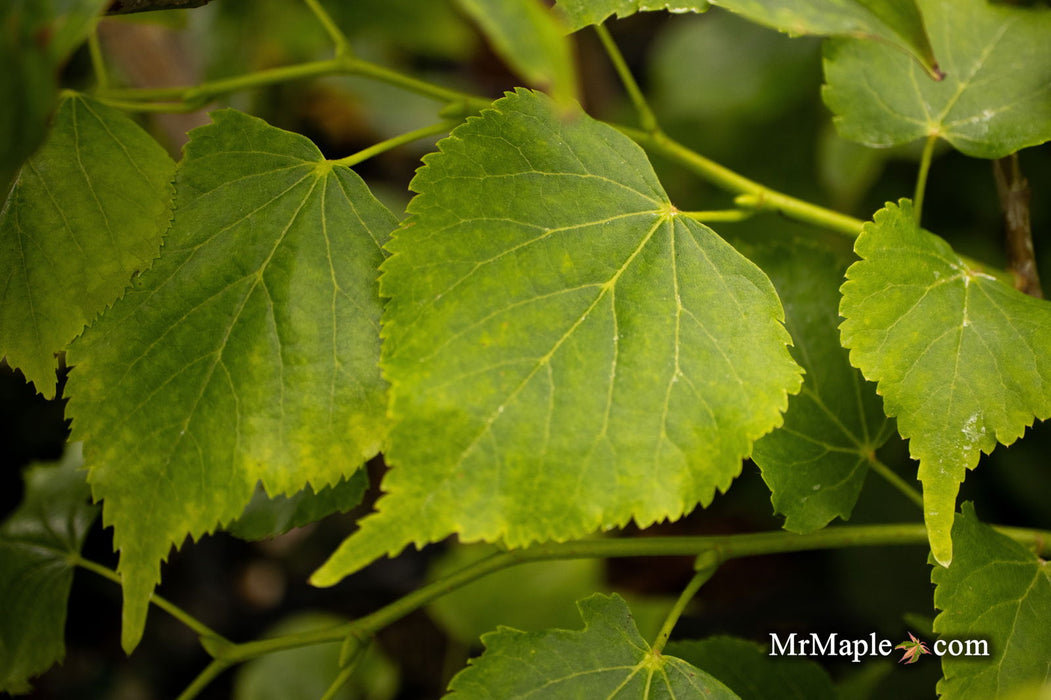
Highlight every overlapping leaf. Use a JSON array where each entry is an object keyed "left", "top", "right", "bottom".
[
  {"left": 555, "top": 0, "right": 937, "bottom": 76},
  {"left": 226, "top": 473, "right": 368, "bottom": 541},
  {"left": 456, "top": 0, "right": 577, "bottom": 104},
  {"left": 931, "top": 504, "right": 1051, "bottom": 699},
  {"left": 0, "top": 93, "right": 174, "bottom": 398},
  {"left": 823, "top": 0, "right": 1051, "bottom": 158},
  {"left": 839, "top": 200, "right": 1051, "bottom": 565},
  {"left": 446, "top": 593, "right": 740, "bottom": 699},
  {"left": 66, "top": 109, "right": 396, "bottom": 652},
  {"left": 748, "top": 237, "right": 892, "bottom": 533},
  {"left": 0, "top": 445, "right": 98, "bottom": 694},
  {"left": 312, "top": 89, "right": 801, "bottom": 585},
  {"left": 667, "top": 636, "right": 837, "bottom": 699}
]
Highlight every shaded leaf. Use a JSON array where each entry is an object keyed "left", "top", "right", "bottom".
[
  {"left": 555, "top": 0, "right": 937, "bottom": 76},
  {"left": 748, "top": 237, "right": 893, "bottom": 532},
  {"left": 446, "top": 593, "right": 739, "bottom": 699},
  {"left": 823, "top": 0, "right": 1051, "bottom": 158},
  {"left": 666, "top": 635, "right": 836, "bottom": 700},
  {"left": 311, "top": 89, "right": 801, "bottom": 585},
  {"left": 0, "top": 444, "right": 98, "bottom": 694},
  {"left": 65, "top": 109, "right": 396, "bottom": 652},
  {"left": 932, "top": 504, "right": 1051, "bottom": 699},
  {"left": 226, "top": 472, "right": 368, "bottom": 541},
  {"left": 839, "top": 200, "right": 1051, "bottom": 565},
  {"left": 456, "top": 0, "right": 577, "bottom": 104},
  {"left": 0, "top": 93, "right": 175, "bottom": 398}
]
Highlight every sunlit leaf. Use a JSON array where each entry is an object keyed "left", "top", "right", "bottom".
[
  {"left": 667, "top": 635, "right": 837, "bottom": 699},
  {"left": 456, "top": 0, "right": 577, "bottom": 104},
  {"left": 932, "top": 504, "right": 1051, "bottom": 699},
  {"left": 839, "top": 200, "right": 1051, "bottom": 565},
  {"left": 446, "top": 593, "right": 740, "bottom": 699},
  {"left": 66, "top": 109, "right": 395, "bottom": 652},
  {"left": 555, "top": 0, "right": 937, "bottom": 76},
  {"left": 748, "top": 236, "right": 892, "bottom": 533},
  {"left": 0, "top": 93, "right": 174, "bottom": 398},
  {"left": 0, "top": 445, "right": 98, "bottom": 694},
  {"left": 311, "top": 89, "right": 801, "bottom": 586},
  {"left": 823, "top": 0, "right": 1051, "bottom": 158}
]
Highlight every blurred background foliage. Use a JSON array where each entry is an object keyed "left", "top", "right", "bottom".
[{"left": 2, "top": 1, "right": 1048, "bottom": 698}]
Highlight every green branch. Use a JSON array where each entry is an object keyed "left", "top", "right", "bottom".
[
  {"left": 594, "top": 24, "right": 657, "bottom": 133},
  {"left": 302, "top": 0, "right": 352, "bottom": 58}
]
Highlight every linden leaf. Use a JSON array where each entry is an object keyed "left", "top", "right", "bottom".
[
  {"left": 839, "top": 200, "right": 1051, "bottom": 566},
  {"left": 455, "top": 0, "right": 577, "bottom": 104},
  {"left": 0, "top": 93, "right": 175, "bottom": 398},
  {"left": 312, "top": 89, "right": 801, "bottom": 586},
  {"left": 65, "top": 109, "right": 396, "bottom": 652},
  {"left": 225, "top": 473, "right": 368, "bottom": 542},
  {"left": 823, "top": 0, "right": 1051, "bottom": 158},
  {"left": 446, "top": 593, "right": 740, "bottom": 699},
  {"left": 555, "top": 0, "right": 937, "bottom": 77},
  {"left": 748, "top": 237, "right": 892, "bottom": 533},
  {"left": 0, "top": 444, "right": 98, "bottom": 694},
  {"left": 932, "top": 504, "right": 1051, "bottom": 699}
]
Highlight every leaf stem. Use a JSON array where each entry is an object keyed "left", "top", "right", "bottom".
[
  {"left": 680, "top": 209, "right": 756, "bottom": 223},
  {"left": 867, "top": 456, "right": 924, "bottom": 510},
  {"left": 622, "top": 126, "right": 866, "bottom": 236},
  {"left": 593, "top": 24, "right": 657, "bottom": 133},
  {"left": 174, "top": 659, "right": 232, "bottom": 700},
  {"left": 301, "top": 0, "right": 352, "bottom": 58},
  {"left": 652, "top": 553, "right": 720, "bottom": 654},
  {"left": 321, "top": 643, "right": 368, "bottom": 700},
  {"left": 71, "top": 555, "right": 230, "bottom": 645},
  {"left": 88, "top": 24, "right": 109, "bottom": 91},
  {"left": 913, "top": 134, "right": 938, "bottom": 223},
  {"left": 332, "top": 120, "right": 460, "bottom": 167}
]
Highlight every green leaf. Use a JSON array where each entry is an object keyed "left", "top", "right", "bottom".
[
  {"left": 455, "top": 0, "right": 577, "bottom": 104},
  {"left": 0, "top": 93, "right": 175, "bottom": 398},
  {"left": 234, "top": 613, "right": 399, "bottom": 700},
  {"left": 823, "top": 0, "right": 1051, "bottom": 158},
  {"left": 931, "top": 504, "right": 1051, "bottom": 699},
  {"left": 555, "top": 0, "right": 937, "bottom": 77},
  {"left": 839, "top": 200, "right": 1051, "bottom": 565},
  {"left": 446, "top": 593, "right": 740, "bottom": 699},
  {"left": 666, "top": 635, "right": 837, "bottom": 700},
  {"left": 748, "top": 236, "right": 892, "bottom": 533},
  {"left": 0, "top": 1, "right": 109, "bottom": 194},
  {"left": 226, "top": 472, "right": 368, "bottom": 541},
  {"left": 0, "top": 444, "right": 99, "bottom": 694},
  {"left": 311, "top": 89, "right": 801, "bottom": 585},
  {"left": 65, "top": 109, "right": 396, "bottom": 652}
]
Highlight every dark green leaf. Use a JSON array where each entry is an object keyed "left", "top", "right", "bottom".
[
  {"left": 0, "top": 444, "right": 98, "bottom": 694},
  {"left": 312, "top": 89, "right": 801, "bottom": 586},
  {"left": 66, "top": 109, "right": 396, "bottom": 652},
  {"left": 446, "top": 593, "right": 740, "bottom": 699},
  {"left": 823, "top": 0, "right": 1051, "bottom": 158},
  {"left": 555, "top": 0, "right": 937, "bottom": 76},
  {"left": 666, "top": 635, "right": 837, "bottom": 700},
  {"left": 932, "top": 504, "right": 1051, "bottom": 699},
  {"left": 226, "top": 472, "right": 368, "bottom": 541},
  {"left": 748, "top": 237, "right": 892, "bottom": 532},
  {"left": 0, "top": 93, "right": 174, "bottom": 398},
  {"left": 839, "top": 200, "right": 1051, "bottom": 565}
]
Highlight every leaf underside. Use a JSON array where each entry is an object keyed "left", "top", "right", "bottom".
[
  {"left": 555, "top": 0, "right": 937, "bottom": 76},
  {"left": 931, "top": 504, "right": 1051, "bottom": 700},
  {"left": 839, "top": 200, "right": 1051, "bottom": 565},
  {"left": 312, "top": 89, "right": 801, "bottom": 586},
  {"left": 446, "top": 593, "right": 740, "bottom": 699},
  {"left": 823, "top": 0, "right": 1051, "bottom": 158},
  {"left": 747, "top": 236, "right": 892, "bottom": 533},
  {"left": 66, "top": 109, "right": 396, "bottom": 652},
  {"left": 0, "top": 93, "right": 174, "bottom": 398}
]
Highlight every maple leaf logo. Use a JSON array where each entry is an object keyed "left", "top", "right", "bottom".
[{"left": 895, "top": 632, "right": 931, "bottom": 664}]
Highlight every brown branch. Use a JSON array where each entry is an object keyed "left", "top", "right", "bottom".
[
  {"left": 993, "top": 154, "right": 1043, "bottom": 298},
  {"left": 107, "top": 0, "right": 215, "bottom": 15}
]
